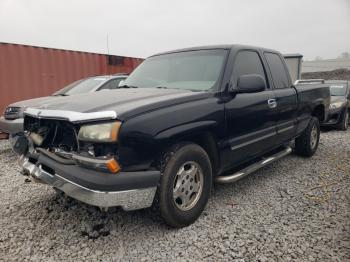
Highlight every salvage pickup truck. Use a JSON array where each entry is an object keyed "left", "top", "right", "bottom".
[{"left": 15, "top": 45, "right": 330, "bottom": 227}]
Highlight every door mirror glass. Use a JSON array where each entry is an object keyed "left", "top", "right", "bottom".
[{"left": 232, "top": 74, "right": 266, "bottom": 93}]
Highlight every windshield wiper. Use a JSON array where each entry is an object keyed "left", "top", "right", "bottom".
[
  {"left": 155, "top": 86, "right": 189, "bottom": 91},
  {"left": 118, "top": 85, "right": 138, "bottom": 89},
  {"left": 155, "top": 86, "right": 200, "bottom": 92},
  {"left": 53, "top": 93, "right": 69, "bottom": 96}
]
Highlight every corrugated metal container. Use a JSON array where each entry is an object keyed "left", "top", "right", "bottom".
[
  {"left": 0, "top": 43, "right": 143, "bottom": 114},
  {"left": 283, "top": 54, "right": 303, "bottom": 83}
]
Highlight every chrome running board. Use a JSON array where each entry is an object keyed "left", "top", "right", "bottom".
[{"left": 215, "top": 147, "right": 292, "bottom": 184}]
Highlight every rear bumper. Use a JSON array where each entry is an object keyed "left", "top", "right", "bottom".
[
  {"left": 0, "top": 116, "right": 23, "bottom": 135},
  {"left": 19, "top": 154, "right": 160, "bottom": 210}
]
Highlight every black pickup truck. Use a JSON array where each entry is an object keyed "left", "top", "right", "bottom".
[{"left": 15, "top": 45, "right": 330, "bottom": 227}]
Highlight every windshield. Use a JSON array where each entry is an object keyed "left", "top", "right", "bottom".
[
  {"left": 52, "top": 79, "right": 83, "bottom": 95},
  {"left": 123, "top": 49, "right": 228, "bottom": 91},
  {"left": 53, "top": 77, "right": 108, "bottom": 96},
  {"left": 330, "top": 84, "right": 348, "bottom": 96}
]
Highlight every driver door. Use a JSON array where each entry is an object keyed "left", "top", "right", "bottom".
[{"left": 223, "top": 50, "right": 278, "bottom": 170}]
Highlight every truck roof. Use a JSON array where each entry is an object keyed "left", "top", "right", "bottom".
[{"left": 151, "top": 44, "right": 282, "bottom": 57}]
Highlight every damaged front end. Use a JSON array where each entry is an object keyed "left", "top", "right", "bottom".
[
  {"left": 19, "top": 115, "right": 121, "bottom": 173},
  {"left": 16, "top": 108, "right": 160, "bottom": 211}
]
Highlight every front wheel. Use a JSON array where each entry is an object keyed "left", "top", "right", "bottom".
[
  {"left": 158, "top": 143, "right": 212, "bottom": 228},
  {"left": 295, "top": 117, "right": 320, "bottom": 157}
]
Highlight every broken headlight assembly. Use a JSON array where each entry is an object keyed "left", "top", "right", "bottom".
[
  {"left": 4, "top": 106, "right": 24, "bottom": 120},
  {"left": 76, "top": 121, "right": 122, "bottom": 173},
  {"left": 78, "top": 121, "right": 121, "bottom": 142}
]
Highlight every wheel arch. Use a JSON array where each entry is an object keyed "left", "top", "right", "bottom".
[
  {"left": 312, "top": 104, "right": 325, "bottom": 123},
  {"left": 178, "top": 132, "right": 221, "bottom": 176},
  {"left": 155, "top": 124, "right": 221, "bottom": 177}
]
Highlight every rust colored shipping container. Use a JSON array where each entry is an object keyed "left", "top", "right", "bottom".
[{"left": 0, "top": 43, "right": 143, "bottom": 114}]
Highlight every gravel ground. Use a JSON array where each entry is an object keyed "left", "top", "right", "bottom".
[{"left": 0, "top": 129, "right": 349, "bottom": 261}]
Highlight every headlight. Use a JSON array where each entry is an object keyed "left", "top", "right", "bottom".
[
  {"left": 4, "top": 106, "right": 24, "bottom": 119},
  {"left": 330, "top": 101, "right": 345, "bottom": 109},
  {"left": 78, "top": 121, "right": 121, "bottom": 142}
]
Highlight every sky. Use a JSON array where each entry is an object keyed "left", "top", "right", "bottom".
[{"left": 0, "top": 0, "right": 349, "bottom": 60}]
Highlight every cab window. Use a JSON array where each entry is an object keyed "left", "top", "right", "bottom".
[
  {"left": 232, "top": 51, "right": 268, "bottom": 89},
  {"left": 264, "top": 53, "right": 290, "bottom": 89}
]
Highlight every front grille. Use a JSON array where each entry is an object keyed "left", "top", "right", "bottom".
[
  {"left": 4, "top": 106, "right": 22, "bottom": 120},
  {"left": 24, "top": 115, "right": 80, "bottom": 152}
]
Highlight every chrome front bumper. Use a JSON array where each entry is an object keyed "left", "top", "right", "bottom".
[{"left": 19, "top": 156, "right": 157, "bottom": 211}]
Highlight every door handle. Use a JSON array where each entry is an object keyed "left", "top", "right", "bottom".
[{"left": 267, "top": 99, "right": 277, "bottom": 109}]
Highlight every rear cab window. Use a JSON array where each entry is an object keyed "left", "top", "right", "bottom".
[{"left": 264, "top": 52, "right": 290, "bottom": 89}]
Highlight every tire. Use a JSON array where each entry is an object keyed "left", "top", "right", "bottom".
[
  {"left": 157, "top": 143, "right": 212, "bottom": 228},
  {"left": 295, "top": 117, "right": 320, "bottom": 157},
  {"left": 336, "top": 109, "right": 349, "bottom": 131}
]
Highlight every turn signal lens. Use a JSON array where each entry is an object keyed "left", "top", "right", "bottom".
[
  {"left": 106, "top": 159, "right": 121, "bottom": 173},
  {"left": 72, "top": 154, "right": 121, "bottom": 174}
]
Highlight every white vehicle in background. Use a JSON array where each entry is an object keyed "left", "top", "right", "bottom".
[{"left": 0, "top": 74, "right": 128, "bottom": 139}]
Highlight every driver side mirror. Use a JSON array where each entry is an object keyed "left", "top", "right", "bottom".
[{"left": 230, "top": 74, "right": 266, "bottom": 94}]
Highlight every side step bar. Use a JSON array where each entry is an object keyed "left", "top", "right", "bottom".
[{"left": 215, "top": 147, "right": 292, "bottom": 184}]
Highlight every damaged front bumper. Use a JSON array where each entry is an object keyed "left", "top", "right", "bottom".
[{"left": 19, "top": 154, "right": 160, "bottom": 211}]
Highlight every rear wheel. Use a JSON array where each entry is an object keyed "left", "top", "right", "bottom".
[
  {"left": 336, "top": 109, "right": 349, "bottom": 131},
  {"left": 295, "top": 117, "right": 320, "bottom": 157},
  {"left": 158, "top": 143, "right": 212, "bottom": 228}
]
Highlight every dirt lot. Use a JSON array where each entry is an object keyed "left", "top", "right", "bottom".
[
  {"left": 302, "top": 68, "right": 350, "bottom": 81},
  {"left": 0, "top": 129, "right": 349, "bottom": 261}
]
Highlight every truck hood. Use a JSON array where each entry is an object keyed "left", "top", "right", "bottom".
[{"left": 26, "top": 88, "right": 208, "bottom": 120}]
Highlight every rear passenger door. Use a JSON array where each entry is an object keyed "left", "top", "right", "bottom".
[{"left": 264, "top": 52, "right": 298, "bottom": 144}]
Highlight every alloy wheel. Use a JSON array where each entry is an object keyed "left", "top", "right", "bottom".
[
  {"left": 310, "top": 124, "right": 318, "bottom": 149},
  {"left": 173, "top": 161, "right": 204, "bottom": 211}
]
